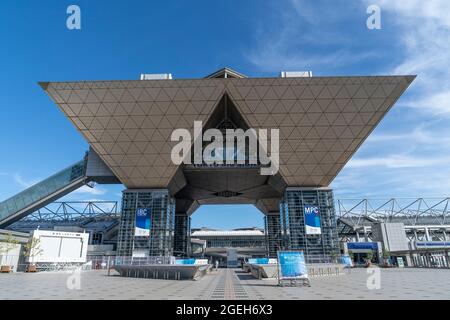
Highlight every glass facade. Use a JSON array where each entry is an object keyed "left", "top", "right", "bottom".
[
  {"left": 117, "top": 190, "right": 175, "bottom": 257},
  {"left": 280, "top": 188, "right": 339, "bottom": 262},
  {"left": 265, "top": 215, "right": 283, "bottom": 258},
  {"left": 116, "top": 188, "right": 339, "bottom": 260},
  {"left": 174, "top": 214, "right": 191, "bottom": 257},
  {"left": 193, "top": 233, "right": 266, "bottom": 248},
  {"left": 0, "top": 160, "right": 86, "bottom": 222}
]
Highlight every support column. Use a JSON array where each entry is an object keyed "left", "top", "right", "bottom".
[
  {"left": 265, "top": 213, "right": 282, "bottom": 258},
  {"left": 425, "top": 227, "right": 431, "bottom": 241},
  {"left": 174, "top": 214, "right": 191, "bottom": 257},
  {"left": 117, "top": 189, "right": 175, "bottom": 257},
  {"left": 363, "top": 226, "right": 369, "bottom": 242},
  {"left": 280, "top": 188, "right": 339, "bottom": 260}
]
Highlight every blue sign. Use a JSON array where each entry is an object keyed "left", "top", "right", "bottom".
[
  {"left": 277, "top": 251, "right": 308, "bottom": 279},
  {"left": 304, "top": 205, "right": 321, "bottom": 234},
  {"left": 248, "top": 258, "right": 269, "bottom": 264},
  {"left": 416, "top": 242, "right": 450, "bottom": 247},
  {"left": 340, "top": 255, "right": 353, "bottom": 268},
  {"left": 135, "top": 208, "right": 151, "bottom": 236},
  {"left": 175, "top": 259, "right": 196, "bottom": 265},
  {"left": 347, "top": 242, "right": 378, "bottom": 250}
]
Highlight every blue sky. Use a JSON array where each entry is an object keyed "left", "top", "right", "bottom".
[{"left": 1, "top": 0, "right": 449, "bottom": 229}]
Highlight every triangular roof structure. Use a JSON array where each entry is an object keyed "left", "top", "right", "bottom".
[
  {"left": 40, "top": 69, "right": 415, "bottom": 189},
  {"left": 204, "top": 67, "right": 247, "bottom": 79}
]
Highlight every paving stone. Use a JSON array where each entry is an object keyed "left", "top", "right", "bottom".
[{"left": 0, "top": 268, "right": 449, "bottom": 299}]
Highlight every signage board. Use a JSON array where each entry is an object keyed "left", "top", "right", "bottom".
[
  {"left": 175, "top": 259, "right": 196, "bottom": 265},
  {"left": 135, "top": 208, "right": 151, "bottom": 236},
  {"left": 341, "top": 255, "right": 353, "bottom": 268},
  {"left": 277, "top": 251, "right": 308, "bottom": 279},
  {"left": 304, "top": 205, "right": 321, "bottom": 235},
  {"left": 28, "top": 230, "right": 89, "bottom": 263},
  {"left": 248, "top": 258, "right": 269, "bottom": 264}
]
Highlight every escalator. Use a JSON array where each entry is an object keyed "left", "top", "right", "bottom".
[{"left": 0, "top": 159, "right": 89, "bottom": 228}]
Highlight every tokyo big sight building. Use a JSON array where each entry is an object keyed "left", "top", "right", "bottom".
[{"left": 0, "top": 68, "right": 415, "bottom": 259}]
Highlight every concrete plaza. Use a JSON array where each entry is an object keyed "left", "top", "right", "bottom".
[{"left": 0, "top": 268, "right": 449, "bottom": 300}]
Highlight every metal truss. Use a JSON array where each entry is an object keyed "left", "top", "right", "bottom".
[
  {"left": 20, "top": 201, "right": 119, "bottom": 222},
  {"left": 337, "top": 198, "right": 450, "bottom": 242},
  {"left": 338, "top": 198, "right": 450, "bottom": 225}
]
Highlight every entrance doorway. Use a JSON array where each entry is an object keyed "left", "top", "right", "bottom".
[{"left": 191, "top": 204, "right": 266, "bottom": 267}]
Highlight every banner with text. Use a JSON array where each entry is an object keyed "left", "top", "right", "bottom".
[
  {"left": 135, "top": 208, "right": 151, "bottom": 236},
  {"left": 277, "top": 251, "right": 308, "bottom": 279},
  {"left": 304, "top": 205, "right": 321, "bottom": 235}
]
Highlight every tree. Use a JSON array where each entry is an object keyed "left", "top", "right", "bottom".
[
  {"left": 0, "top": 233, "right": 20, "bottom": 267},
  {"left": 23, "top": 237, "right": 43, "bottom": 265},
  {"left": 382, "top": 249, "right": 391, "bottom": 266},
  {"left": 329, "top": 251, "right": 338, "bottom": 263},
  {"left": 348, "top": 250, "right": 355, "bottom": 261},
  {"left": 0, "top": 233, "right": 19, "bottom": 255},
  {"left": 365, "top": 251, "right": 374, "bottom": 267}
]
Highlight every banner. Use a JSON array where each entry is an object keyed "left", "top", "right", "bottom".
[
  {"left": 135, "top": 208, "right": 151, "bottom": 236},
  {"left": 304, "top": 205, "right": 321, "bottom": 235},
  {"left": 341, "top": 255, "right": 353, "bottom": 268},
  {"left": 277, "top": 251, "right": 308, "bottom": 279},
  {"left": 248, "top": 258, "right": 269, "bottom": 264},
  {"left": 175, "top": 259, "right": 196, "bottom": 265}
]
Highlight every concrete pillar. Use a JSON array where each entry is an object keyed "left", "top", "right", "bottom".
[
  {"left": 405, "top": 255, "right": 412, "bottom": 267},
  {"left": 445, "top": 251, "right": 450, "bottom": 268}
]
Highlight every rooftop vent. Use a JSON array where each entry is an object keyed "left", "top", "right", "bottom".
[
  {"left": 280, "top": 71, "right": 313, "bottom": 78},
  {"left": 140, "top": 73, "right": 172, "bottom": 80}
]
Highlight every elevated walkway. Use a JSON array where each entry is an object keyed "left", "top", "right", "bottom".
[{"left": 0, "top": 159, "right": 89, "bottom": 228}]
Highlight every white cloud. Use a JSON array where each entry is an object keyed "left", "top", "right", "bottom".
[
  {"left": 402, "top": 91, "right": 450, "bottom": 115},
  {"left": 246, "top": 0, "right": 376, "bottom": 72},
  {"left": 367, "top": 1, "right": 450, "bottom": 115},
  {"left": 368, "top": 124, "right": 450, "bottom": 146},
  {"left": 72, "top": 184, "right": 107, "bottom": 196},
  {"left": 370, "top": 1, "right": 450, "bottom": 27},
  {"left": 347, "top": 155, "right": 449, "bottom": 169},
  {"left": 13, "top": 174, "right": 40, "bottom": 189},
  {"left": 334, "top": 164, "right": 450, "bottom": 199}
]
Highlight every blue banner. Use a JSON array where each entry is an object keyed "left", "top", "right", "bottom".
[
  {"left": 175, "top": 259, "right": 196, "bottom": 265},
  {"left": 347, "top": 242, "right": 378, "bottom": 250},
  {"left": 135, "top": 208, "right": 151, "bottom": 236},
  {"left": 278, "top": 251, "right": 308, "bottom": 279},
  {"left": 340, "top": 255, "right": 353, "bottom": 268},
  {"left": 248, "top": 258, "right": 269, "bottom": 264},
  {"left": 304, "top": 205, "right": 321, "bottom": 234}
]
